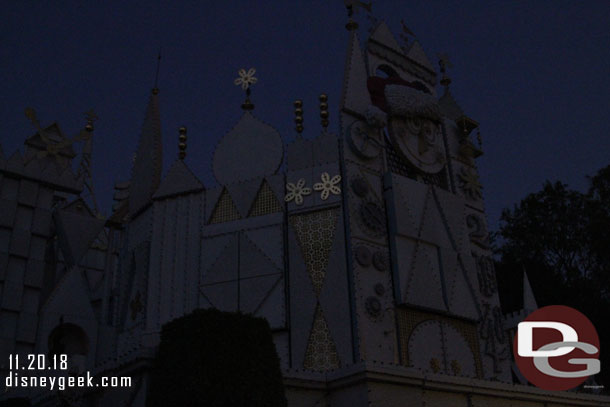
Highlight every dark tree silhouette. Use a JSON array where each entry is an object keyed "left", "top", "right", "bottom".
[{"left": 495, "top": 164, "right": 610, "bottom": 391}]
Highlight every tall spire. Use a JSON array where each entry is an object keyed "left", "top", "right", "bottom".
[
  {"left": 77, "top": 109, "right": 101, "bottom": 216},
  {"left": 129, "top": 87, "right": 163, "bottom": 215},
  {"left": 153, "top": 49, "right": 161, "bottom": 93},
  {"left": 340, "top": 21, "right": 369, "bottom": 116}
]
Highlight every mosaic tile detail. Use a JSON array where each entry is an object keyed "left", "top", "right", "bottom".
[
  {"left": 248, "top": 180, "right": 282, "bottom": 217},
  {"left": 209, "top": 188, "right": 241, "bottom": 224},
  {"left": 303, "top": 303, "right": 340, "bottom": 371},
  {"left": 290, "top": 208, "right": 339, "bottom": 295}
]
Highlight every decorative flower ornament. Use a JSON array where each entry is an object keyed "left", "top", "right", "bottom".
[
  {"left": 233, "top": 68, "right": 258, "bottom": 90},
  {"left": 285, "top": 178, "right": 311, "bottom": 205},
  {"left": 313, "top": 172, "right": 342, "bottom": 200}
]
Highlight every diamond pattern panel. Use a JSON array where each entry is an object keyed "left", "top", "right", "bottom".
[
  {"left": 303, "top": 304, "right": 340, "bottom": 371},
  {"left": 289, "top": 208, "right": 338, "bottom": 296}
]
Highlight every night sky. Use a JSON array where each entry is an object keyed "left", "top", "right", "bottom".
[{"left": 1, "top": 1, "right": 609, "bottom": 231}]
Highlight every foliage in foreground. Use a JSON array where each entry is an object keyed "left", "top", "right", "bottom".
[
  {"left": 147, "top": 308, "right": 287, "bottom": 407},
  {"left": 495, "top": 164, "right": 610, "bottom": 390}
]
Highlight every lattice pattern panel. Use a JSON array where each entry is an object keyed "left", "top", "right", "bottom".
[
  {"left": 209, "top": 188, "right": 241, "bottom": 224},
  {"left": 248, "top": 180, "right": 282, "bottom": 217},
  {"left": 289, "top": 208, "right": 339, "bottom": 295},
  {"left": 303, "top": 304, "right": 340, "bottom": 371},
  {"left": 396, "top": 307, "right": 482, "bottom": 378},
  {"left": 386, "top": 142, "right": 449, "bottom": 190}
]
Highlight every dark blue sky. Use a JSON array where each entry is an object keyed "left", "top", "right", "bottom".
[{"left": 1, "top": 1, "right": 609, "bottom": 230}]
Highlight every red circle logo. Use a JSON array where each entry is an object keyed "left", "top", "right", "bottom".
[{"left": 513, "top": 305, "right": 600, "bottom": 391}]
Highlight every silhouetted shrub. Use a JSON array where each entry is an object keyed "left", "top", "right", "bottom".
[
  {"left": 0, "top": 398, "right": 30, "bottom": 406},
  {"left": 147, "top": 308, "right": 287, "bottom": 407}
]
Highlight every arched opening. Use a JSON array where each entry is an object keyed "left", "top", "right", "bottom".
[{"left": 48, "top": 323, "right": 89, "bottom": 373}]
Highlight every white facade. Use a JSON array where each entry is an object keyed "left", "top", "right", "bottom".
[{"left": 0, "top": 16, "right": 607, "bottom": 407}]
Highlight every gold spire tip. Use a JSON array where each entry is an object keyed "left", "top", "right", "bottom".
[
  {"left": 294, "top": 99, "right": 304, "bottom": 134},
  {"left": 319, "top": 94, "right": 329, "bottom": 129},
  {"left": 178, "top": 126, "right": 187, "bottom": 160}
]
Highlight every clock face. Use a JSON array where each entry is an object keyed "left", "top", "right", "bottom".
[{"left": 388, "top": 116, "right": 446, "bottom": 174}]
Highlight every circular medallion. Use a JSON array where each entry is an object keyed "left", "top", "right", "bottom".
[
  {"left": 354, "top": 246, "right": 372, "bottom": 267},
  {"left": 388, "top": 116, "right": 445, "bottom": 174},
  {"left": 365, "top": 296, "right": 382, "bottom": 319},
  {"left": 346, "top": 121, "right": 381, "bottom": 160},
  {"left": 351, "top": 177, "right": 369, "bottom": 197},
  {"left": 372, "top": 251, "right": 388, "bottom": 272},
  {"left": 359, "top": 201, "right": 386, "bottom": 236}
]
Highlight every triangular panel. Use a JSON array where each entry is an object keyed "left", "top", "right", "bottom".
[
  {"left": 239, "top": 235, "right": 281, "bottom": 280},
  {"left": 523, "top": 271, "right": 538, "bottom": 311},
  {"left": 243, "top": 226, "right": 283, "bottom": 270},
  {"left": 341, "top": 31, "right": 371, "bottom": 115},
  {"left": 289, "top": 208, "right": 339, "bottom": 296},
  {"left": 434, "top": 188, "right": 467, "bottom": 252},
  {"left": 201, "top": 237, "right": 238, "bottom": 285},
  {"left": 41, "top": 268, "right": 96, "bottom": 322},
  {"left": 209, "top": 188, "right": 241, "bottom": 224},
  {"left": 248, "top": 180, "right": 283, "bottom": 217},
  {"left": 369, "top": 21, "right": 404, "bottom": 55},
  {"left": 449, "top": 265, "right": 480, "bottom": 320},
  {"left": 303, "top": 304, "right": 340, "bottom": 371},
  {"left": 239, "top": 274, "right": 282, "bottom": 315},
  {"left": 404, "top": 241, "right": 446, "bottom": 311},
  {"left": 406, "top": 41, "right": 435, "bottom": 72},
  {"left": 53, "top": 209, "right": 105, "bottom": 266},
  {"left": 129, "top": 90, "right": 162, "bottom": 215},
  {"left": 226, "top": 178, "right": 263, "bottom": 218},
  {"left": 200, "top": 282, "right": 237, "bottom": 312},
  {"left": 153, "top": 160, "right": 204, "bottom": 200},
  {"left": 254, "top": 276, "right": 285, "bottom": 329}
]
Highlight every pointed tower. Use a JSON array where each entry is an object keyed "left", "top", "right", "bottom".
[
  {"left": 522, "top": 270, "right": 538, "bottom": 313},
  {"left": 334, "top": 13, "right": 515, "bottom": 382},
  {"left": 129, "top": 88, "right": 163, "bottom": 216}
]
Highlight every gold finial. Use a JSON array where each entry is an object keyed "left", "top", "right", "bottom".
[
  {"left": 178, "top": 126, "right": 187, "bottom": 160},
  {"left": 438, "top": 53, "right": 452, "bottom": 89},
  {"left": 319, "top": 94, "right": 329, "bottom": 130},
  {"left": 294, "top": 100, "right": 304, "bottom": 136},
  {"left": 234, "top": 68, "right": 257, "bottom": 110},
  {"left": 84, "top": 109, "right": 98, "bottom": 132},
  {"left": 344, "top": 0, "right": 372, "bottom": 31},
  {"left": 25, "top": 107, "right": 39, "bottom": 127}
]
